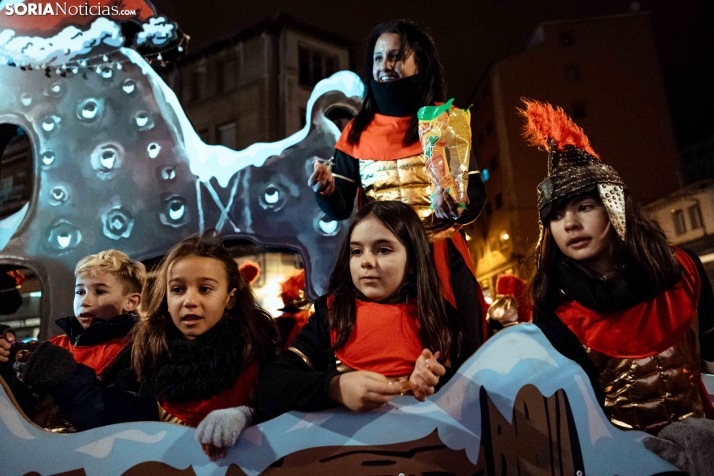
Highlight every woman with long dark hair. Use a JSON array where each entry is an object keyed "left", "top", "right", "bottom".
[
  {"left": 308, "top": 19, "right": 488, "bottom": 349},
  {"left": 521, "top": 99, "right": 714, "bottom": 435}
]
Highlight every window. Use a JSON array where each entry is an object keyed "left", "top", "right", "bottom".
[
  {"left": 672, "top": 209, "right": 686, "bottom": 235},
  {"left": 0, "top": 125, "right": 33, "bottom": 220},
  {"left": 495, "top": 193, "right": 503, "bottom": 210},
  {"left": 218, "top": 56, "right": 238, "bottom": 92},
  {"left": 0, "top": 265, "right": 43, "bottom": 340},
  {"left": 299, "top": 46, "right": 338, "bottom": 88},
  {"left": 689, "top": 204, "right": 703, "bottom": 230},
  {"left": 190, "top": 67, "right": 208, "bottom": 102},
  {"left": 564, "top": 64, "right": 581, "bottom": 82},
  {"left": 217, "top": 122, "right": 237, "bottom": 149},
  {"left": 490, "top": 154, "right": 499, "bottom": 172}
]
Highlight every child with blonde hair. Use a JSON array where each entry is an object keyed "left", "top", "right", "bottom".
[{"left": 0, "top": 249, "right": 146, "bottom": 430}]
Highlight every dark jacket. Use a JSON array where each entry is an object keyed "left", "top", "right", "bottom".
[
  {"left": 258, "top": 295, "right": 474, "bottom": 419},
  {"left": 51, "top": 313, "right": 138, "bottom": 390},
  {"left": 0, "top": 314, "right": 141, "bottom": 430},
  {"left": 32, "top": 317, "right": 278, "bottom": 430}
]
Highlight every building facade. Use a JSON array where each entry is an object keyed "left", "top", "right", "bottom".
[
  {"left": 156, "top": 15, "right": 355, "bottom": 314},
  {"left": 159, "top": 14, "right": 354, "bottom": 148},
  {"left": 646, "top": 179, "right": 714, "bottom": 286},
  {"left": 464, "top": 13, "right": 682, "bottom": 300}
]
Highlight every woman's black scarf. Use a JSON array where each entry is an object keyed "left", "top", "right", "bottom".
[
  {"left": 148, "top": 318, "right": 245, "bottom": 402},
  {"left": 370, "top": 74, "right": 425, "bottom": 117}
]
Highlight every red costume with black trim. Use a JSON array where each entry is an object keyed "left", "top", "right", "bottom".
[
  {"left": 50, "top": 313, "right": 137, "bottom": 380},
  {"left": 317, "top": 112, "right": 489, "bottom": 350}
]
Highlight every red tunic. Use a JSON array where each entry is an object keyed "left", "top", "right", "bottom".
[
  {"left": 556, "top": 249, "right": 699, "bottom": 359},
  {"left": 50, "top": 335, "right": 128, "bottom": 376},
  {"left": 331, "top": 300, "right": 423, "bottom": 377},
  {"left": 335, "top": 115, "right": 422, "bottom": 161}
]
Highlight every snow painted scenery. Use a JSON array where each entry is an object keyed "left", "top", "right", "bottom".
[{"left": 0, "top": 325, "right": 676, "bottom": 475}]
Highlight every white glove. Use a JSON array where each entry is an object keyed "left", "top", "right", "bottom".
[{"left": 195, "top": 406, "right": 252, "bottom": 448}]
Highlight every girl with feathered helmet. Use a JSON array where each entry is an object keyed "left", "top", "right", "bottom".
[{"left": 521, "top": 100, "right": 714, "bottom": 435}]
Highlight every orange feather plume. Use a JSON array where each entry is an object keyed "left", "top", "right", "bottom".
[{"left": 519, "top": 99, "right": 598, "bottom": 158}]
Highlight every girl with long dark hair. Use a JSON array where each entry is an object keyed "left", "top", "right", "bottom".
[
  {"left": 259, "top": 201, "right": 476, "bottom": 416},
  {"left": 308, "top": 19, "right": 488, "bottom": 350},
  {"left": 522, "top": 100, "right": 714, "bottom": 435}
]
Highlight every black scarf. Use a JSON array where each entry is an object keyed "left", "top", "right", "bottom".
[
  {"left": 558, "top": 259, "right": 653, "bottom": 313},
  {"left": 148, "top": 318, "right": 245, "bottom": 402},
  {"left": 370, "top": 75, "right": 425, "bottom": 117}
]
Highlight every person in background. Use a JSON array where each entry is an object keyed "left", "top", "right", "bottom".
[{"left": 275, "top": 269, "right": 312, "bottom": 350}]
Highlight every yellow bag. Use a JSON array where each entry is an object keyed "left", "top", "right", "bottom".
[{"left": 417, "top": 99, "right": 472, "bottom": 207}]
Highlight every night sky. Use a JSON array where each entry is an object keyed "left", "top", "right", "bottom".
[{"left": 152, "top": 0, "right": 714, "bottom": 149}]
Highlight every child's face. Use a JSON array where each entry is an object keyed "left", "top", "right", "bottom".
[
  {"left": 549, "top": 195, "right": 615, "bottom": 274},
  {"left": 166, "top": 255, "right": 236, "bottom": 340},
  {"left": 349, "top": 215, "right": 408, "bottom": 302},
  {"left": 74, "top": 273, "right": 140, "bottom": 330}
]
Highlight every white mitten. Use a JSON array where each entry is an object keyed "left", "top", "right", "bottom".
[{"left": 195, "top": 406, "right": 252, "bottom": 448}]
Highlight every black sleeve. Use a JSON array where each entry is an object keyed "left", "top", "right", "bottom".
[
  {"left": 455, "top": 151, "right": 486, "bottom": 226},
  {"left": 39, "top": 364, "right": 158, "bottom": 431},
  {"left": 533, "top": 309, "right": 608, "bottom": 413},
  {"left": 314, "top": 149, "right": 360, "bottom": 221},
  {"left": 682, "top": 248, "right": 714, "bottom": 362},
  {"left": 258, "top": 297, "right": 340, "bottom": 419}
]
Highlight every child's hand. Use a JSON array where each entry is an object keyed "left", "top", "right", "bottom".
[
  {"left": 329, "top": 370, "right": 396, "bottom": 412},
  {"left": 195, "top": 406, "right": 252, "bottom": 461},
  {"left": 410, "top": 349, "right": 445, "bottom": 402},
  {"left": 0, "top": 326, "right": 15, "bottom": 364}
]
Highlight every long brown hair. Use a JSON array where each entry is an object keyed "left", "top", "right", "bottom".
[
  {"left": 348, "top": 19, "right": 447, "bottom": 147},
  {"left": 531, "top": 192, "right": 682, "bottom": 313},
  {"left": 327, "top": 201, "right": 459, "bottom": 357},
  {"left": 132, "top": 230, "right": 279, "bottom": 382}
]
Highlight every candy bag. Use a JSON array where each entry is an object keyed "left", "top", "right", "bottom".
[{"left": 417, "top": 98, "right": 472, "bottom": 207}]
